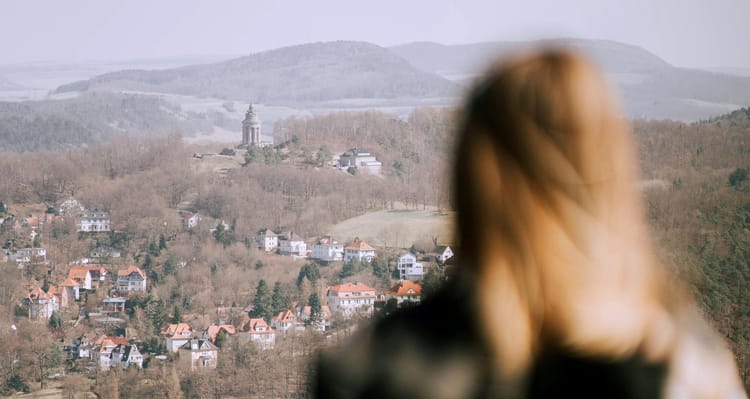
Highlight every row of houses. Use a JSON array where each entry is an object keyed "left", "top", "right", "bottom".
[{"left": 22, "top": 265, "right": 147, "bottom": 320}]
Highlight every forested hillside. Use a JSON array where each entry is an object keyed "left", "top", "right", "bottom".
[
  {"left": 636, "top": 108, "right": 750, "bottom": 381},
  {"left": 1, "top": 106, "right": 749, "bottom": 395},
  {"left": 55, "top": 41, "right": 459, "bottom": 104},
  {"left": 0, "top": 92, "right": 213, "bottom": 152}
]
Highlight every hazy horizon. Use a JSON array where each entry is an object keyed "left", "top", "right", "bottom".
[{"left": 2, "top": 0, "right": 749, "bottom": 69}]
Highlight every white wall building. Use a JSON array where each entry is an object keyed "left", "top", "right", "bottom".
[
  {"left": 312, "top": 236, "right": 344, "bottom": 263},
  {"left": 116, "top": 266, "right": 147, "bottom": 292},
  {"left": 79, "top": 209, "right": 111, "bottom": 232},
  {"left": 344, "top": 238, "right": 376, "bottom": 263},
  {"left": 397, "top": 252, "right": 424, "bottom": 281},
  {"left": 338, "top": 148, "right": 382, "bottom": 174},
  {"left": 256, "top": 228, "right": 279, "bottom": 252},
  {"left": 326, "top": 282, "right": 376, "bottom": 317},
  {"left": 279, "top": 232, "right": 307, "bottom": 256}
]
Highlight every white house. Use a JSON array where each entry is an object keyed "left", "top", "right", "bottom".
[
  {"left": 384, "top": 280, "right": 422, "bottom": 305},
  {"left": 7, "top": 247, "right": 47, "bottom": 264},
  {"left": 161, "top": 323, "right": 194, "bottom": 352},
  {"left": 279, "top": 232, "right": 307, "bottom": 256},
  {"left": 312, "top": 236, "right": 344, "bottom": 263},
  {"left": 24, "top": 286, "right": 59, "bottom": 320},
  {"left": 78, "top": 209, "right": 110, "bottom": 232},
  {"left": 326, "top": 282, "right": 376, "bottom": 317},
  {"left": 106, "top": 344, "right": 143, "bottom": 370},
  {"left": 338, "top": 148, "right": 382, "bottom": 174},
  {"left": 397, "top": 252, "right": 424, "bottom": 281},
  {"left": 116, "top": 266, "right": 147, "bottom": 292},
  {"left": 255, "top": 228, "right": 279, "bottom": 252},
  {"left": 434, "top": 245, "right": 454, "bottom": 263},
  {"left": 178, "top": 339, "right": 218, "bottom": 371},
  {"left": 67, "top": 266, "right": 93, "bottom": 290},
  {"left": 344, "top": 238, "right": 376, "bottom": 263},
  {"left": 240, "top": 318, "right": 275, "bottom": 349},
  {"left": 271, "top": 310, "right": 299, "bottom": 332}
]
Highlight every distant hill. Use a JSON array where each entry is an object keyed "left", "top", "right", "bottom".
[
  {"left": 390, "top": 39, "right": 750, "bottom": 121},
  {"left": 0, "top": 92, "right": 212, "bottom": 152},
  {"left": 55, "top": 41, "right": 459, "bottom": 104}
]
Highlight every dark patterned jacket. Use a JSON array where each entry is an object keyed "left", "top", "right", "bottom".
[{"left": 314, "top": 277, "right": 678, "bottom": 399}]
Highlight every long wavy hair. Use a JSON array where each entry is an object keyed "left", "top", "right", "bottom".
[{"left": 453, "top": 49, "right": 742, "bottom": 396}]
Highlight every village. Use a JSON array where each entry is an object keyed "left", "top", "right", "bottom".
[{"left": 0, "top": 104, "right": 455, "bottom": 395}]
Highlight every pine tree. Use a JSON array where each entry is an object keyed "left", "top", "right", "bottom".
[
  {"left": 307, "top": 292, "right": 322, "bottom": 326},
  {"left": 250, "top": 279, "right": 273, "bottom": 321},
  {"left": 271, "top": 281, "right": 290, "bottom": 315}
]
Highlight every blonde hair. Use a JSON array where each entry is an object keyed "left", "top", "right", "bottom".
[{"left": 454, "top": 49, "right": 742, "bottom": 395}]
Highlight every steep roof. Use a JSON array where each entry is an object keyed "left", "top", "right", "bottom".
[
  {"left": 204, "top": 324, "right": 237, "bottom": 342},
  {"left": 68, "top": 266, "right": 91, "bottom": 281},
  {"left": 386, "top": 280, "right": 422, "bottom": 297},
  {"left": 345, "top": 238, "right": 375, "bottom": 251},
  {"left": 160, "top": 323, "right": 193, "bottom": 339},
  {"left": 117, "top": 265, "right": 146, "bottom": 279},
  {"left": 327, "top": 282, "right": 376, "bottom": 294},
  {"left": 243, "top": 318, "right": 273, "bottom": 333}
]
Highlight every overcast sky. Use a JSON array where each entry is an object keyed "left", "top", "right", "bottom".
[{"left": 1, "top": 0, "right": 749, "bottom": 69}]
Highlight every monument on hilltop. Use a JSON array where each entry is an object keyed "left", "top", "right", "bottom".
[{"left": 240, "top": 104, "right": 261, "bottom": 148}]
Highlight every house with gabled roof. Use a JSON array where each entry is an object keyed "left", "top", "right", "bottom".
[
  {"left": 240, "top": 318, "right": 275, "bottom": 349},
  {"left": 385, "top": 280, "right": 422, "bottom": 305},
  {"left": 116, "top": 266, "right": 147, "bottom": 293},
  {"left": 326, "top": 282, "right": 376, "bottom": 317},
  {"left": 434, "top": 245, "right": 454, "bottom": 264},
  {"left": 67, "top": 266, "right": 92, "bottom": 290},
  {"left": 203, "top": 324, "right": 236, "bottom": 346},
  {"left": 24, "top": 286, "right": 59, "bottom": 320},
  {"left": 312, "top": 236, "right": 344, "bottom": 263},
  {"left": 161, "top": 323, "right": 194, "bottom": 352},
  {"left": 178, "top": 339, "right": 218, "bottom": 371},
  {"left": 271, "top": 310, "right": 299, "bottom": 332},
  {"left": 344, "top": 238, "right": 376, "bottom": 263},
  {"left": 256, "top": 228, "right": 278, "bottom": 252}
]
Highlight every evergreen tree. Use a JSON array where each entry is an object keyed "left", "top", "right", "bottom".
[
  {"left": 297, "top": 262, "right": 320, "bottom": 287},
  {"left": 250, "top": 279, "right": 273, "bottom": 321},
  {"left": 159, "top": 234, "right": 167, "bottom": 250},
  {"left": 271, "top": 281, "right": 290, "bottom": 315},
  {"left": 171, "top": 304, "right": 182, "bottom": 323},
  {"left": 48, "top": 311, "right": 62, "bottom": 329},
  {"left": 307, "top": 292, "right": 322, "bottom": 326}
]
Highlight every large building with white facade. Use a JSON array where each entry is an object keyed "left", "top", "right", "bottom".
[
  {"left": 326, "top": 282, "right": 376, "bottom": 317},
  {"left": 312, "top": 236, "right": 344, "bottom": 263},
  {"left": 338, "top": 148, "right": 382, "bottom": 174}
]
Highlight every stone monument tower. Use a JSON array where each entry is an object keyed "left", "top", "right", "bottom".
[{"left": 241, "top": 104, "right": 261, "bottom": 147}]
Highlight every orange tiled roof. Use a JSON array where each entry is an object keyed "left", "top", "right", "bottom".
[
  {"left": 327, "top": 282, "right": 376, "bottom": 294},
  {"left": 205, "top": 324, "right": 236, "bottom": 342},
  {"left": 160, "top": 323, "right": 193, "bottom": 339},
  {"left": 243, "top": 318, "right": 273, "bottom": 333},
  {"left": 273, "top": 310, "right": 296, "bottom": 322},
  {"left": 344, "top": 238, "right": 375, "bottom": 251},
  {"left": 68, "top": 266, "right": 91, "bottom": 281},
  {"left": 61, "top": 278, "right": 79, "bottom": 287},
  {"left": 386, "top": 280, "right": 422, "bottom": 296},
  {"left": 117, "top": 265, "right": 146, "bottom": 279}
]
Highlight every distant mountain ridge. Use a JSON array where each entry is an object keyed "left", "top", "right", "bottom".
[
  {"left": 53, "top": 39, "right": 750, "bottom": 121},
  {"left": 56, "top": 41, "right": 459, "bottom": 104},
  {"left": 390, "top": 39, "right": 750, "bottom": 121}
]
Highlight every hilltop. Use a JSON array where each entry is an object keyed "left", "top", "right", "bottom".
[
  {"left": 55, "top": 41, "right": 459, "bottom": 104},
  {"left": 391, "top": 39, "right": 750, "bottom": 121}
]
